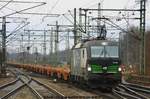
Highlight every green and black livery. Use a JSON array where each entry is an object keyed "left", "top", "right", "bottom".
[{"left": 70, "top": 39, "right": 122, "bottom": 88}]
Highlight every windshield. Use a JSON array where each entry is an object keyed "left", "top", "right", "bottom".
[
  {"left": 105, "top": 46, "right": 119, "bottom": 58},
  {"left": 91, "top": 46, "right": 104, "bottom": 58},
  {"left": 91, "top": 46, "right": 119, "bottom": 58}
]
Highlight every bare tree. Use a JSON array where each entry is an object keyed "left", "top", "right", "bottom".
[{"left": 120, "top": 26, "right": 140, "bottom": 73}]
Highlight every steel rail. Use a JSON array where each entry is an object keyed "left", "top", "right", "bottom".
[
  {"left": 16, "top": 75, "right": 44, "bottom": 99},
  {"left": 8, "top": 67, "right": 64, "bottom": 98},
  {"left": 125, "top": 85, "right": 150, "bottom": 94},
  {"left": 112, "top": 89, "right": 128, "bottom": 99},
  {"left": 6, "top": 69, "right": 18, "bottom": 77},
  {"left": 0, "top": 84, "right": 26, "bottom": 99},
  {"left": 2, "top": 68, "right": 44, "bottom": 99},
  {"left": 130, "top": 84, "right": 150, "bottom": 90},
  {"left": 31, "top": 78, "right": 65, "bottom": 97},
  {"left": 0, "top": 75, "right": 31, "bottom": 99},
  {"left": 19, "top": 76, "right": 31, "bottom": 84},
  {"left": 119, "top": 84, "right": 149, "bottom": 99},
  {"left": 1, "top": 83, "right": 43, "bottom": 99},
  {"left": 18, "top": 75, "right": 44, "bottom": 99},
  {"left": 112, "top": 88, "right": 139, "bottom": 99},
  {"left": 123, "top": 83, "right": 150, "bottom": 93},
  {"left": 0, "top": 78, "right": 19, "bottom": 89},
  {"left": 26, "top": 83, "right": 44, "bottom": 99}
]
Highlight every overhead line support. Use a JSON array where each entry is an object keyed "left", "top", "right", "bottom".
[
  {"left": 140, "top": 0, "right": 146, "bottom": 75},
  {"left": 1, "top": 17, "right": 6, "bottom": 75},
  {"left": 74, "top": 8, "right": 77, "bottom": 45},
  {"left": 80, "top": 8, "right": 140, "bottom": 12}
]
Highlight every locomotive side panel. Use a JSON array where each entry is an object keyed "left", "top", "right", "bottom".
[
  {"left": 71, "top": 49, "right": 81, "bottom": 76},
  {"left": 80, "top": 48, "right": 88, "bottom": 79}
]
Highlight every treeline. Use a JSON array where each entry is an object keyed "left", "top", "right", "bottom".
[
  {"left": 7, "top": 49, "right": 71, "bottom": 66},
  {"left": 145, "top": 31, "right": 150, "bottom": 75},
  {"left": 120, "top": 26, "right": 150, "bottom": 75}
]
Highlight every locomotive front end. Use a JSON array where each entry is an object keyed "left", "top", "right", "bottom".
[{"left": 86, "top": 41, "right": 122, "bottom": 88}]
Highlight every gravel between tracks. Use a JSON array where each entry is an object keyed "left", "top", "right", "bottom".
[
  {"left": 33, "top": 77, "right": 99, "bottom": 97},
  {"left": 8, "top": 86, "right": 38, "bottom": 99},
  {"left": 0, "top": 70, "right": 16, "bottom": 86},
  {"left": 0, "top": 78, "right": 15, "bottom": 85}
]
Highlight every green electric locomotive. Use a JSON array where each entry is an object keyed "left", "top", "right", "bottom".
[{"left": 70, "top": 39, "right": 122, "bottom": 88}]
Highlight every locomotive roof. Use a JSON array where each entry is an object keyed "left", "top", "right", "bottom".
[{"left": 74, "top": 39, "right": 118, "bottom": 49}]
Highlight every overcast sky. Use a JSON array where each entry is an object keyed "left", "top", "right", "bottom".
[
  {"left": 0, "top": 0, "right": 149, "bottom": 53},
  {"left": 0, "top": 0, "right": 149, "bottom": 30}
]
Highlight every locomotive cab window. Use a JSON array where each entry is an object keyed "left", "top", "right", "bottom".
[
  {"left": 91, "top": 46, "right": 104, "bottom": 58},
  {"left": 91, "top": 45, "right": 119, "bottom": 58},
  {"left": 105, "top": 46, "right": 119, "bottom": 58}
]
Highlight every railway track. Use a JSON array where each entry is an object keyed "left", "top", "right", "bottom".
[
  {"left": 5, "top": 66, "right": 150, "bottom": 99},
  {"left": 0, "top": 77, "right": 27, "bottom": 99},
  {"left": 0, "top": 68, "right": 65, "bottom": 99},
  {"left": 123, "top": 83, "right": 150, "bottom": 98},
  {"left": 112, "top": 83, "right": 150, "bottom": 99},
  {"left": 0, "top": 75, "right": 26, "bottom": 99},
  {"left": 7, "top": 67, "right": 118, "bottom": 99},
  {"left": 0, "top": 78, "right": 20, "bottom": 89}
]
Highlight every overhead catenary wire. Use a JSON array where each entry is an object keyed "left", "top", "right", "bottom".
[
  {"left": 49, "top": 0, "right": 104, "bottom": 27},
  {"left": 7, "top": 22, "right": 26, "bottom": 38},
  {"left": 6, "top": 22, "right": 30, "bottom": 43},
  {"left": 48, "top": 0, "right": 60, "bottom": 14},
  {"left": 6, "top": 22, "right": 30, "bottom": 44},
  {"left": 67, "top": 10, "right": 85, "bottom": 33},
  {"left": 3, "top": 2, "right": 46, "bottom": 17},
  {"left": 0, "top": 0, "right": 13, "bottom": 11},
  {"left": 0, "top": 1, "right": 46, "bottom": 14},
  {"left": 29, "top": 0, "right": 61, "bottom": 28},
  {"left": 6, "top": 0, "right": 146, "bottom": 55},
  {"left": 0, "top": 3, "right": 17, "bottom": 12},
  {"left": 79, "top": 0, "right": 104, "bottom": 9},
  {"left": 53, "top": 0, "right": 142, "bottom": 41},
  {"left": 100, "top": 17, "right": 141, "bottom": 40},
  {"left": 0, "top": 1, "right": 45, "bottom": 4},
  {"left": 42, "top": 0, "right": 61, "bottom": 22},
  {"left": 107, "top": 19, "right": 140, "bottom": 40},
  {"left": 62, "top": 14, "right": 74, "bottom": 24},
  {"left": 0, "top": 2, "right": 47, "bottom": 43}
]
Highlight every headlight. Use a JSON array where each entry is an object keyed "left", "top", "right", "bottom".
[
  {"left": 103, "top": 67, "right": 107, "bottom": 70},
  {"left": 87, "top": 67, "right": 91, "bottom": 71},
  {"left": 118, "top": 67, "right": 122, "bottom": 71},
  {"left": 102, "top": 42, "right": 108, "bottom": 45}
]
